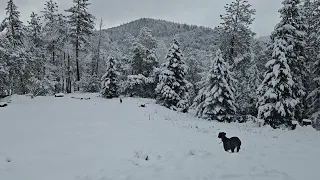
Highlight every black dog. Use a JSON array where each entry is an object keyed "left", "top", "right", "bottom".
[{"left": 218, "top": 132, "right": 241, "bottom": 153}]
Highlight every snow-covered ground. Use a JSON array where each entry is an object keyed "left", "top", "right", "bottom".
[{"left": 1, "top": 93, "right": 319, "bottom": 180}]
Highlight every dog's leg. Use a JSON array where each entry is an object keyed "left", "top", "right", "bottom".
[{"left": 231, "top": 148, "right": 235, "bottom": 153}]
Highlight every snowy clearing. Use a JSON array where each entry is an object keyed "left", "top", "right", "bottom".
[{"left": 1, "top": 93, "right": 320, "bottom": 180}]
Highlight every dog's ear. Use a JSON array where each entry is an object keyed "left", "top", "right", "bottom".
[{"left": 223, "top": 132, "right": 226, "bottom": 136}]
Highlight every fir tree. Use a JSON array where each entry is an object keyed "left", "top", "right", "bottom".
[
  {"left": 271, "top": 0, "right": 308, "bottom": 122},
  {"left": 219, "top": 0, "right": 256, "bottom": 64},
  {"left": 101, "top": 57, "right": 119, "bottom": 98},
  {"left": 1, "top": 0, "right": 24, "bottom": 48},
  {"left": 27, "top": 12, "right": 42, "bottom": 47},
  {"left": 41, "top": 0, "right": 61, "bottom": 65},
  {"left": 155, "top": 39, "right": 191, "bottom": 113},
  {"left": 65, "top": 0, "right": 95, "bottom": 88},
  {"left": 257, "top": 38, "right": 298, "bottom": 129},
  {"left": 192, "top": 49, "right": 236, "bottom": 122},
  {"left": 138, "top": 27, "right": 158, "bottom": 50},
  {"left": 131, "top": 42, "right": 147, "bottom": 75}
]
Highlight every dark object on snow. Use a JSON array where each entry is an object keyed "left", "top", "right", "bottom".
[
  {"left": 140, "top": 104, "right": 146, "bottom": 107},
  {"left": 145, "top": 156, "right": 149, "bottom": 161},
  {"left": 291, "top": 124, "right": 297, "bottom": 130},
  {"left": 6, "top": 157, "right": 11, "bottom": 162},
  {"left": 71, "top": 97, "right": 90, "bottom": 100},
  {"left": 0, "top": 94, "right": 9, "bottom": 99},
  {"left": 218, "top": 132, "right": 241, "bottom": 153},
  {"left": 182, "top": 109, "right": 188, "bottom": 113},
  {"left": 120, "top": 98, "right": 122, "bottom": 103},
  {"left": 302, "top": 119, "right": 312, "bottom": 126},
  {"left": 0, "top": 103, "right": 8, "bottom": 108},
  {"left": 54, "top": 93, "right": 64, "bottom": 97}
]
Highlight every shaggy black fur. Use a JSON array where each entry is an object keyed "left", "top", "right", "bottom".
[{"left": 218, "top": 132, "right": 241, "bottom": 153}]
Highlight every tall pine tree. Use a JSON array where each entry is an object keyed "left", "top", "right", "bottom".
[
  {"left": 257, "top": 38, "right": 298, "bottom": 129},
  {"left": 101, "top": 57, "right": 119, "bottom": 99},
  {"left": 271, "top": 0, "right": 308, "bottom": 122},
  {"left": 65, "top": 0, "right": 95, "bottom": 89},
  {"left": 219, "top": 0, "right": 256, "bottom": 64},
  {"left": 155, "top": 39, "right": 191, "bottom": 113},
  {"left": 192, "top": 49, "right": 237, "bottom": 122},
  {"left": 1, "top": 0, "right": 24, "bottom": 49}
]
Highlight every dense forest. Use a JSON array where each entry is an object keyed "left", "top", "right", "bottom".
[{"left": 1, "top": 0, "right": 320, "bottom": 130}]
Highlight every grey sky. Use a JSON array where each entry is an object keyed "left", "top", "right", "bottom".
[{"left": 0, "top": 0, "right": 282, "bottom": 37}]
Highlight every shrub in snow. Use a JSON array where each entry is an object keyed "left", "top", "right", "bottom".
[
  {"left": 155, "top": 39, "right": 191, "bottom": 113},
  {"left": 257, "top": 38, "right": 298, "bottom": 129},
  {"left": 192, "top": 49, "right": 237, "bottom": 122},
  {"left": 122, "top": 74, "right": 155, "bottom": 98},
  {"left": 77, "top": 73, "right": 100, "bottom": 93},
  {"left": 101, "top": 57, "right": 119, "bottom": 99},
  {"left": 27, "top": 77, "right": 56, "bottom": 96}
]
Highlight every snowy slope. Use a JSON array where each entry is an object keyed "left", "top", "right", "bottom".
[{"left": 0, "top": 93, "right": 319, "bottom": 180}]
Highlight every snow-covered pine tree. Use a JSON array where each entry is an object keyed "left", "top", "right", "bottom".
[
  {"left": 138, "top": 27, "right": 158, "bottom": 50},
  {"left": 27, "top": 12, "right": 42, "bottom": 48},
  {"left": 192, "top": 49, "right": 236, "bottom": 122},
  {"left": 272, "top": 0, "right": 308, "bottom": 122},
  {"left": 131, "top": 42, "right": 147, "bottom": 76},
  {"left": 65, "top": 0, "right": 95, "bottom": 88},
  {"left": 0, "top": 38, "right": 10, "bottom": 96},
  {"left": 257, "top": 38, "right": 298, "bottom": 129},
  {"left": 101, "top": 57, "right": 119, "bottom": 99},
  {"left": 25, "top": 11, "right": 49, "bottom": 93},
  {"left": 0, "top": 0, "right": 30, "bottom": 94},
  {"left": 41, "top": 0, "right": 60, "bottom": 64},
  {"left": 155, "top": 39, "right": 191, "bottom": 113},
  {"left": 308, "top": 57, "right": 320, "bottom": 129},
  {"left": 306, "top": 0, "right": 320, "bottom": 129},
  {"left": 219, "top": 0, "right": 256, "bottom": 65},
  {"left": 1, "top": 0, "right": 24, "bottom": 48},
  {"left": 219, "top": 0, "right": 258, "bottom": 116}
]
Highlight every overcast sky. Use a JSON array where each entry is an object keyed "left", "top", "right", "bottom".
[{"left": 0, "top": 0, "right": 282, "bottom": 37}]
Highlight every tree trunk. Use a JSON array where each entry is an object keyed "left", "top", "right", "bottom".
[
  {"left": 67, "top": 54, "right": 72, "bottom": 93},
  {"left": 76, "top": 38, "right": 80, "bottom": 91},
  {"left": 96, "top": 18, "right": 103, "bottom": 76}
]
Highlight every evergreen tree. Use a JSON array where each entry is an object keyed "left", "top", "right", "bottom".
[
  {"left": 192, "top": 49, "right": 236, "bottom": 122},
  {"left": 27, "top": 12, "right": 42, "bottom": 47},
  {"left": 1, "top": 0, "right": 24, "bottom": 48},
  {"left": 41, "top": 0, "right": 59, "bottom": 64},
  {"left": 257, "top": 38, "right": 298, "bottom": 129},
  {"left": 131, "top": 42, "right": 147, "bottom": 75},
  {"left": 306, "top": 0, "right": 320, "bottom": 128},
  {"left": 219, "top": 0, "right": 256, "bottom": 64},
  {"left": 271, "top": 0, "right": 308, "bottom": 122},
  {"left": 65, "top": 0, "right": 95, "bottom": 88},
  {"left": 155, "top": 39, "right": 191, "bottom": 113},
  {"left": 138, "top": 27, "right": 158, "bottom": 50},
  {"left": 101, "top": 57, "right": 119, "bottom": 98}
]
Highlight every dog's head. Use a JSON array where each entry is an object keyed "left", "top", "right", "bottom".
[{"left": 218, "top": 132, "right": 226, "bottom": 139}]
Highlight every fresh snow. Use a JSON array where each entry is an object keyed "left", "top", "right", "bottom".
[{"left": 1, "top": 93, "right": 320, "bottom": 180}]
